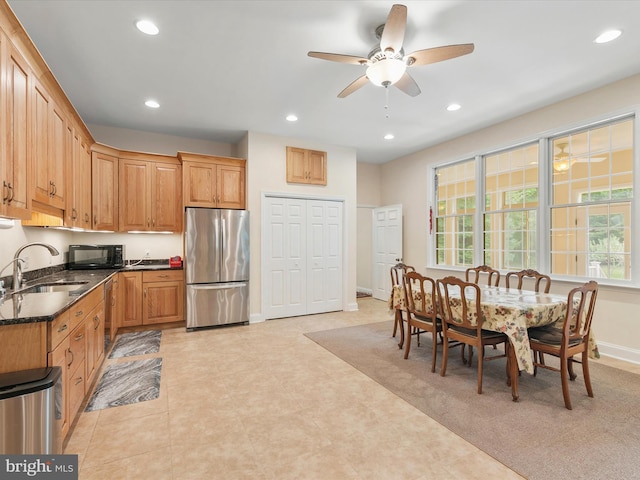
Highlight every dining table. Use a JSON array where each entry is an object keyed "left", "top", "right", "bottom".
[{"left": 389, "top": 282, "right": 599, "bottom": 401}]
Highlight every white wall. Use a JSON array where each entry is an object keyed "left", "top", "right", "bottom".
[
  {"left": 245, "top": 132, "right": 358, "bottom": 321},
  {"left": 373, "top": 73, "right": 640, "bottom": 363}
]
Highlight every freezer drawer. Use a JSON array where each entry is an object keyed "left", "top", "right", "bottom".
[{"left": 186, "top": 282, "right": 249, "bottom": 330}]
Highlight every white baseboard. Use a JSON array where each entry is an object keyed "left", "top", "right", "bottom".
[
  {"left": 596, "top": 341, "right": 640, "bottom": 365},
  {"left": 345, "top": 301, "right": 359, "bottom": 312},
  {"left": 356, "top": 287, "right": 373, "bottom": 295},
  {"left": 249, "top": 312, "right": 264, "bottom": 324}
]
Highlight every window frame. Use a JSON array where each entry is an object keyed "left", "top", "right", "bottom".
[{"left": 428, "top": 111, "right": 638, "bottom": 288}]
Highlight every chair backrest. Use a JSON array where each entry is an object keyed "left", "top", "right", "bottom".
[
  {"left": 403, "top": 271, "right": 438, "bottom": 321},
  {"left": 390, "top": 261, "right": 415, "bottom": 287},
  {"left": 465, "top": 265, "right": 500, "bottom": 287},
  {"left": 505, "top": 269, "right": 551, "bottom": 293},
  {"left": 437, "top": 276, "right": 483, "bottom": 331},
  {"left": 562, "top": 280, "right": 598, "bottom": 343}
]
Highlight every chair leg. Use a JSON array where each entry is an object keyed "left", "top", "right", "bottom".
[
  {"left": 392, "top": 308, "right": 399, "bottom": 337},
  {"left": 430, "top": 330, "right": 438, "bottom": 373},
  {"left": 582, "top": 350, "right": 594, "bottom": 398},
  {"left": 396, "top": 310, "right": 405, "bottom": 349},
  {"left": 440, "top": 337, "right": 449, "bottom": 377},
  {"left": 560, "top": 356, "right": 573, "bottom": 410},
  {"left": 403, "top": 322, "right": 412, "bottom": 360},
  {"left": 477, "top": 345, "right": 484, "bottom": 394},
  {"left": 568, "top": 357, "right": 577, "bottom": 381}
]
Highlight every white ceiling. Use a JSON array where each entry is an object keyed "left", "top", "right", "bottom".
[{"left": 7, "top": 1, "right": 640, "bottom": 164}]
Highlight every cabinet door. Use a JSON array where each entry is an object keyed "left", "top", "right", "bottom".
[
  {"left": 286, "top": 147, "right": 308, "bottom": 184},
  {"left": 151, "top": 162, "right": 181, "bottom": 232},
  {"left": 2, "top": 42, "right": 31, "bottom": 219},
  {"left": 121, "top": 271, "right": 143, "bottom": 326},
  {"left": 92, "top": 151, "right": 119, "bottom": 230},
  {"left": 143, "top": 280, "right": 185, "bottom": 324},
  {"left": 307, "top": 150, "right": 327, "bottom": 185},
  {"left": 183, "top": 161, "right": 216, "bottom": 207},
  {"left": 119, "top": 159, "right": 150, "bottom": 231},
  {"left": 32, "top": 80, "right": 51, "bottom": 206},
  {"left": 48, "top": 335, "right": 70, "bottom": 441},
  {"left": 217, "top": 164, "right": 245, "bottom": 209},
  {"left": 48, "top": 99, "right": 66, "bottom": 209},
  {"left": 85, "top": 301, "right": 104, "bottom": 390}
]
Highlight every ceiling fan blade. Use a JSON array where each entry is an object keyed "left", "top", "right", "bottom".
[
  {"left": 380, "top": 4, "right": 407, "bottom": 55},
  {"left": 405, "top": 43, "right": 475, "bottom": 66},
  {"left": 394, "top": 72, "right": 421, "bottom": 97},
  {"left": 338, "top": 75, "right": 369, "bottom": 98},
  {"left": 308, "top": 51, "right": 369, "bottom": 65}
]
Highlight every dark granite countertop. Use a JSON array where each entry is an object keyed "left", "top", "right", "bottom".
[{"left": 0, "top": 263, "right": 182, "bottom": 326}]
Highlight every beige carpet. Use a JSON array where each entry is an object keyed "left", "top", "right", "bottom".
[{"left": 306, "top": 320, "right": 640, "bottom": 480}]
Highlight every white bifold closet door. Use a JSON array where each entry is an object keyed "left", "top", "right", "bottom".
[{"left": 263, "top": 197, "right": 343, "bottom": 320}]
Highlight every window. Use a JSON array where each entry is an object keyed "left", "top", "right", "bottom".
[
  {"left": 550, "top": 119, "right": 633, "bottom": 280},
  {"left": 484, "top": 144, "right": 539, "bottom": 270},
  {"left": 435, "top": 159, "right": 476, "bottom": 267},
  {"left": 432, "top": 115, "right": 635, "bottom": 284}
]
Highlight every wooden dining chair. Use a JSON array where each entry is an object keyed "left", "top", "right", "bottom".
[
  {"left": 505, "top": 269, "right": 551, "bottom": 293},
  {"left": 390, "top": 261, "right": 415, "bottom": 340},
  {"left": 528, "top": 281, "right": 599, "bottom": 410},
  {"left": 465, "top": 265, "right": 500, "bottom": 287},
  {"left": 436, "top": 276, "right": 509, "bottom": 394},
  {"left": 402, "top": 271, "right": 442, "bottom": 372}
]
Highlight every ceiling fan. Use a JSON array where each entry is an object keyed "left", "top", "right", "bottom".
[
  {"left": 553, "top": 142, "right": 606, "bottom": 172},
  {"left": 308, "top": 4, "right": 474, "bottom": 98}
]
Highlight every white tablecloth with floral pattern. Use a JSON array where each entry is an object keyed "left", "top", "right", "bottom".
[{"left": 389, "top": 284, "right": 599, "bottom": 374}]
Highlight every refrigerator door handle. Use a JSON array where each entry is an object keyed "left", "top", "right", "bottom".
[
  {"left": 189, "top": 283, "right": 248, "bottom": 290},
  {"left": 221, "top": 218, "right": 226, "bottom": 252}
]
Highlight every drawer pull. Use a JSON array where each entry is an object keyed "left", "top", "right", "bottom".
[
  {"left": 94, "top": 316, "right": 100, "bottom": 329},
  {"left": 75, "top": 310, "right": 84, "bottom": 317},
  {"left": 57, "top": 324, "right": 68, "bottom": 333},
  {"left": 74, "top": 377, "right": 83, "bottom": 385},
  {"left": 67, "top": 348, "right": 74, "bottom": 368},
  {"left": 158, "top": 275, "right": 168, "bottom": 278},
  {"left": 74, "top": 333, "right": 84, "bottom": 341}
]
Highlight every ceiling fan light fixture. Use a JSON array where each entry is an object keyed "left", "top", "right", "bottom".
[{"left": 366, "top": 58, "right": 406, "bottom": 87}]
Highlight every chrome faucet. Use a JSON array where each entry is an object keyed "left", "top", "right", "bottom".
[
  {"left": 12, "top": 242, "right": 60, "bottom": 291},
  {"left": 0, "top": 258, "right": 25, "bottom": 297}
]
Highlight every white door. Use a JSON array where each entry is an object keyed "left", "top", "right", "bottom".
[
  {"left": 263, "top": 197, "right": 307, "bottom": 319},
  {"left": 307, "top": 200, "right": 343, "bottom": 314},
  {"left": 263, "top": 196, "right": 343, "bottom": 319},
  {"left": 372, "top": 205, "right": 403, "bottom": 301}
]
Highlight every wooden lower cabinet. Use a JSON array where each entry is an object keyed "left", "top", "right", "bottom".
[
  {"left": 48, "top": 332, "right": 70, "bottom": 440},
  {"left": 143, "top": 270, "right": 184, "bottom": 325},
  {"left": 120, "top": 271, "right": 143, "bottom": 327},
  {"left": 85, "top": 301, "right": 105, "bottom": 390}
]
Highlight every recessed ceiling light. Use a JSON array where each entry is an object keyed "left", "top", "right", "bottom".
[
  {"left": 447, "top": 103, "right": 461, "bottom": 111},
  {"left": 145, "top": 100, "right": 160, "bottom": 108},
  {"left": 384, "top": 133, "right": 394, "bottom": 140},
  {"left": 136, "top": 20, "right": 159, "bottom": 35},
  {"left": 594, "top": 29, "right": 622, "bottom": 44},
  {"left": 286, "top": 114, "right": 298, "bottom": 122}
]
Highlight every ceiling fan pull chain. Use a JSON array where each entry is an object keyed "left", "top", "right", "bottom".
[{"left": 385, "top": 85, "right": 390, "bottom": 118}]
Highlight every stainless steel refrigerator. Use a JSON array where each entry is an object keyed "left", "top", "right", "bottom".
[{"left": 185, "top": 208, "right": 249, "bottom": 330}]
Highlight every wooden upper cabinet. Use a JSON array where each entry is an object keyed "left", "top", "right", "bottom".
[
  {"left": 179, "top": 152, "right": 246, "bottom": 210},
  {"left": 91, "top": 148, "right": 119, "bottom": 231},
  {"left": 1, "top": 38, "right": 31, "bottom": 219},
  {"left": 65, "top": 123, "right": 92, "bottom": 228},
  {"left": 119, "top": 152, "right": 182, "bottom": 232},
  {"left": 286, "top": 146, "right": 327, "bottom": 185},
  {"left": 31, "top": 79, "right": 66, "bottom": 211}
]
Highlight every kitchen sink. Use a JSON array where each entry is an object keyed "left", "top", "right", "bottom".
[{"left": 18, "top": 281, "right": 89, "bottom": 294}]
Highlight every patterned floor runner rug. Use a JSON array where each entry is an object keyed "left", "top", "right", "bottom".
[
  {"left": 85, "top": 358, "right": 162, "bottom": 412},
  {"left": 108, "top": 330, "right": 162, "bottom": 359}
]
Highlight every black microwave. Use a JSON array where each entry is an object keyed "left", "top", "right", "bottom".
[{"left": 68, "top": 244, "right": 125, "bottom": 270}]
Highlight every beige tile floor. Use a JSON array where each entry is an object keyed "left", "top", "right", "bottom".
[{"left": 66, "top": 297, "right": 638, "bottom": 479}]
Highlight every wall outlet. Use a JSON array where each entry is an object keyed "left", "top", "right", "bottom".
[{"left": 144, "top": 250, "right": 151, "bottom": 258}]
